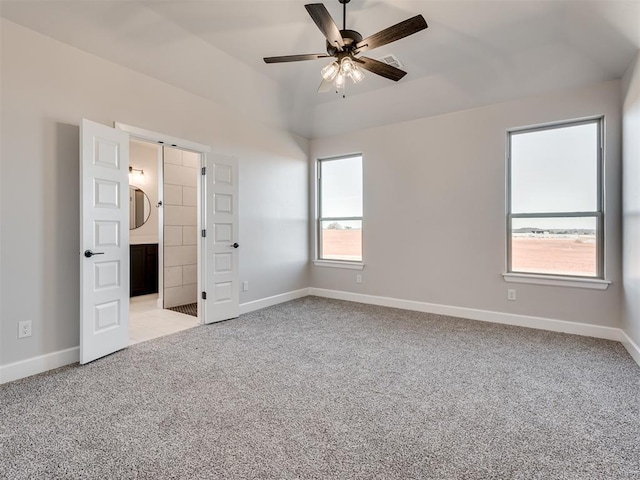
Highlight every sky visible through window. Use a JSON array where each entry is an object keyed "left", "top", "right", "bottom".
[
  {"left": 511, "top": 122, "right": 597, "bottom": 230},
  {"left": 320, "top": 155, "right": 362, "bottom": 228}
]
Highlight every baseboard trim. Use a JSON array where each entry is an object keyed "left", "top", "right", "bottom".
[
  {"left": 0, "top": 346, "right": 79, "bottom": 385},
  {"left": 308, "top": 288, "right": 623, "bottom": 342},
  {"left": 239, "top": 288, "right": 310, "bottom": 315},
  {"left": 620, "top": 330, "right": 640, "bottom": 367},
  {"left": 1, "top": 289, "right": 310, "bottom": 384},
  {"left": 3, "top": 288, "right": 637, "bottom": 384}
]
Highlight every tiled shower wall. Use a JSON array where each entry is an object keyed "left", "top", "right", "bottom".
[{"left": 163, "top": 147, "right": 200, "bottom": 308}]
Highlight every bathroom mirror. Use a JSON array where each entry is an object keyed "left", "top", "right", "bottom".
[{"left": 129, "top": 186, "right": 151, "bottom": 230}]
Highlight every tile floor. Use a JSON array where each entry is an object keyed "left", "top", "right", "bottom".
[{"left": 129, "top": 294, "right": 199, "bottom": 345}]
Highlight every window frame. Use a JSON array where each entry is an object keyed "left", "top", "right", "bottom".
[
  {"left": 316, "top": 154, "right": 363, "bottom": 265},
  {"left": 506, "top": 117, "right": 605, "bottom": 280}
]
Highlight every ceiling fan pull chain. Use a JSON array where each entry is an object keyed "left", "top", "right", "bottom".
[{"left": 339, "top": 79, "right": 347, "bottom": 99}]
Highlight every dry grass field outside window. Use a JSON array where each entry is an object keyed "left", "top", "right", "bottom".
[
  {"left": 322, "top": 230, "right": 597, "bottom": 276},
  {"left": 512, "top": 233, "right": 597, "bottom": 276}
]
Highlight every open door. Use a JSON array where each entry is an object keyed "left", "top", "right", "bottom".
[
  {"left": 80, "top": 119, "right": 130, "bottom": 364},
  {"left": 204, "top": 154, "right": 240, "bottom": 323}
]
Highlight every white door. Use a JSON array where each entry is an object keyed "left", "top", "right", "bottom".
[
  {"left": 80, "top": 119, "right": 130, "bottom": 364},
  {"left": 204, "top": 154, "right": 239, "bottom": 323}
]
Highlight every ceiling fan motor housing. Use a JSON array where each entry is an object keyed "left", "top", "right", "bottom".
[{"left": 326, "top": 29, "right": 363, "bottom": 56}]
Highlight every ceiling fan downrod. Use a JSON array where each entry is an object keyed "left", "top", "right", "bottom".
[{"left": 340, "top": 0, "right": 349, "bottom": 30}]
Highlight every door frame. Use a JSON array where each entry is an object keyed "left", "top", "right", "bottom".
[{"left": 115, "top": 122, "right": 211, "bottom": 325}]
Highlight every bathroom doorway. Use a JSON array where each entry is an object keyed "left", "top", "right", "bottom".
[
  {"left": 80, "top": 119, "right": 238, "bottom": 362},
  {"left": 128, "top": 139, "right": 202, "bottom": 345}
]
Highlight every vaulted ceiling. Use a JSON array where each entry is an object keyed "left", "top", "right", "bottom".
[{"left": 2, "top": 0, "right": 639, "bottom": 138}]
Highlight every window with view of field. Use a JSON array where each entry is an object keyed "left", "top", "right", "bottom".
[
  {"left": 508, "top": 118, "right": 603, "bottom": 278},
  {"left": 318, "top": 155, "right": 363, "bottom": 262}
]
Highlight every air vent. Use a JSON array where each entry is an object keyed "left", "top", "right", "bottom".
[{"left": 379, "top": 54, "right": 404, "bottom": 69}]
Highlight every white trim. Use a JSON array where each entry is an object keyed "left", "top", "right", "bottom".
[
  {"left": 114, "top": 122, "right": 212, "bottom": 153},
  {"left": 0, "top": 287, "right": 309, "bottom": 384},
  {"left": 620, "top": 330, "right": 640, "bottom": 367},
  {"left": 196, "top": 149, "right": 206, "bottom": 325},
  {"left": 4, "top": 289, "right": 636, "bottom": 384},
  {"left": 116, "top": 123, "right": 210, "bottom": 322},
  {"left": 156, "top": 143, "right": 165, "bottom": 310},
  {"left": 239, "top": 288, "right": 310, "bottom": 315},
  {"left": 503, "top": 273, "right": 611, "bottom": 290},
  {"left": 312, "top": 260, "right": 364, "bottom": 270},
  {"left": 0, "top": 347, "right": 79, "bottom": 385},
  {"left": 308, "top": 288, "right": 622, "bottom": 341}
]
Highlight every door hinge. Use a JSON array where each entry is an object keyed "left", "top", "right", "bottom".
[
  {"left": 201, "top": 167, "right": 206, "bottom": 175},
  {"left": 201, "top": 229, "right": 206, "bottom": 237},
  {"left": 201, "top": 291, "right": 207, "bottom": 300}
]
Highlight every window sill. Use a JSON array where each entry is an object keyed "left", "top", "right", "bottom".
[
  {"left": 313, "top": 260, "right": 365, "bottom": 270},
  {"left": 502, "top": 273, "right": 610, "bottom": 290}
]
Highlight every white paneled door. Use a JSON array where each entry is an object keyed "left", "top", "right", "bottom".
[
  {"left": 204, "top": 154, "right": 239, "bottom": 323},
  {"left": 80, "top": 119, "right": 130, "bottom": 364}
]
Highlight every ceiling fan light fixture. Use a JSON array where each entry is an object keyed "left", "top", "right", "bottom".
[
  {"left": 321, "top": 61, "right": 340, "bottom": 81},
  {"left": 335, "top": 71, "right": 346, "bottom": 88},
  {"left": 340, "top": 56, "right": 355, "bottom": 75},
  {"left": 349, "top": 66, "right": 365, "bottom": 84}
]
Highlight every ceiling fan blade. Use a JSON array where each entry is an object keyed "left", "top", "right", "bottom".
[
  {"left": 305, "top": 3, "right": 345, "bottom": 51},
  {"left": 355, "top": 15, "right": 428, "bottom": 54},
  {"left": 264, "top": 53, "right": 331, "bottom": 63},
  {"left": 318, "top": 77, "right": 334, "bottom": 93},
  {"left": 355, "top": 56, "right": 407, "bottom": 81}
]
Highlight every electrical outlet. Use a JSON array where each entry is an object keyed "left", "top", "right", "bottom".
[
  {"left": 242, "top": 280, "right": 249, "bottom": 292},
  {"left": 356, "top": 274, "right": 362, "bottom": 284},
  {"left": 18, "top": 320, "right": 32, "bottom": 339},
  {"left": 507, "top": 289, "right": 517, "bottom": 301}
]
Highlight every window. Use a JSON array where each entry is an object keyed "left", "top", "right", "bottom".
[
  {"left": 507, "top": 118, "right": 603, "bottom": 278},
  {"left": 318, "top": 155, "right": 363, "bottom": 262}
]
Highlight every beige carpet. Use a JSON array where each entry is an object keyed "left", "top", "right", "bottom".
[{"left": 1, "top": 296, "right": 639, "bottom": 479}]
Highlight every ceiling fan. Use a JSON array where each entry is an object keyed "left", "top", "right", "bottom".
[{"left": 263, "top": 0, "right": 428, "bottom": 93}]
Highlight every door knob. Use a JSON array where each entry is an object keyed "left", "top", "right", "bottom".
[
  {"left": 230, "top": 243, "right": 239, "bottom": 249},
  {"left": 84, "top": 250, "right": 105, "bottom": 258}
]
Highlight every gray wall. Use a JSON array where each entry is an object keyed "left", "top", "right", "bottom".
[
  {"left": 0, "top": 20, "right": 309, "bottom": 367},
  {"left": 622, "top": 51, "right": 640, "bottom": 346},
  {"left": 310, "top": 80, "right": 622, "bottom": 328}
]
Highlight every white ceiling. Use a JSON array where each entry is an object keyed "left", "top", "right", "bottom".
[{"left": 2, "top": 0, "right": 639, "bottom": 138}]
